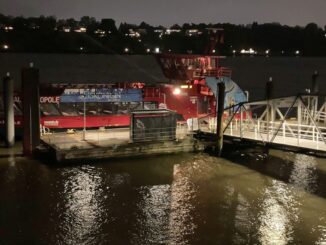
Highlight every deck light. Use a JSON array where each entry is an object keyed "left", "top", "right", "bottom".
[
  {"left": 155, "top": 47, "right": 160, "bottom": 53},
  {"left": 146, "top": 48, "right": 150, "bottom": 53},
  {"left": 3, "top": 44, "right": 9, "bottom": 50},
  {"left": 124, "top": 47, "right": 129, "bottom": 53},
  {"left": 173, "top": 88, "right": 181, "bottom": 95}
]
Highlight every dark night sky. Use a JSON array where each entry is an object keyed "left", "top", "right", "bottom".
[{"left": 1, "top": 0, "right": 325, "bottom": 27}]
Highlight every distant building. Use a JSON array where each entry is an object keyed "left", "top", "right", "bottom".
[
  {"left": 0, "top": 25, "right": 14, "bottom": 32},
  {"left": 136, "top": 28, "right": 147, "bottom": 35},
  {"left": 74, "top": 27, "right": 87, "bottom": 33},
  {"left": 126, "top": 29, "right": 140, "bottom": 38},
  {"left": 94, "top": 29, "right": 107, "bottom": 37},
  {"left": 28, "top": 23, "right": 40, "bottom": 30},
  {"left": 165, "top": 29, "right": 181, "bottom": 35},
  {"left": 186, "top": 29, "right": 202, "bottom": 36}
]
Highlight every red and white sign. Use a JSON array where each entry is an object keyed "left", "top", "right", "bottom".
[{"left": 40, "top": 96, "right": 60, "bottom": 104}]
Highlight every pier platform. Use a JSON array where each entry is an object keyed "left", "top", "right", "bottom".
[{"left": 40, "top": 127, "right": 209, "bottom": 162}]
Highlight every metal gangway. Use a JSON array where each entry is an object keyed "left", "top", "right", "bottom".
[{"left": 198, "top": 94, "right": 326, "bottom": 153}]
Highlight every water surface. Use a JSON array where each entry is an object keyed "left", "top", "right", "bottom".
[{"left": 0, "top": 144, "right": 325, "bottom": 244}]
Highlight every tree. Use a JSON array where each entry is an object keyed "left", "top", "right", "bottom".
[
  {"left": 80, "top": 16, "right": 96, "bottom": 27},
  {"left": 38, "top": 15, "right": 56, "bottom": 31},
  {"left": 66, "top": 18, "right": 77, "bottom": 29},
  {"left": 100, "top": 18, "right": 117, "bottom": 33}
]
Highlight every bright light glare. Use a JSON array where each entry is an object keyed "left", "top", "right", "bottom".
[
  {"left": 173, "top": 88, "right": 181, "bottom": 95},
  {"left": 240, "top": 48, "right": 256, "bottom": 54}
]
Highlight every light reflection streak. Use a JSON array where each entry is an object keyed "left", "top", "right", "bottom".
[
  {"left": 60, "top": 166, "right": 103, "bottom": 244},
  {"left": 289, "top": 154, "right": 317, "bottom": 192},
  {"left": 258, "top": 180, "right": 295, "bottom": 245},
  {"left": 169, "top": 163, "right": 197, "bottom": 245},
  {"left": 232, "top": 192, "right": 253, "bottom": 244},
  {"left": 258, "top": 153, "right": 319, "bottom": 245},
  {"left": 135, "top": 184, "right": 171, "bottom": 244},
  {"left": 316, "top": 223, "right": 326, "bottom": 245}
]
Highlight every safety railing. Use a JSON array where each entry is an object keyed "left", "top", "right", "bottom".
[
  {"left": 196, "top": 98, "right": 326, "bottom": 151},
  {"left": 192, "top": 67, "right": 232, "bottom": 79}
]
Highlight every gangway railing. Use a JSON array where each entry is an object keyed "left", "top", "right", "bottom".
[{"left": 196, "top": 94, "right": 326, "bottom": 152}]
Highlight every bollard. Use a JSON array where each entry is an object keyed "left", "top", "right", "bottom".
[
  {"left": 266, "top": 77, "right": 273, "bottom": 100},
  {"left": 22, "top": 66, "right": 40, "bottom": 156},
  {"left": 266, "top": 77, "right": 273, "bottom": 143},
  {"left": 3, "top": 73, "right": 15, "bottom": 147},
  {"left": 311, "top": 70, "right": 319, "bottom": 94},
  {"left": 216, "top": 82, "right": 225, "bottom": 156}
]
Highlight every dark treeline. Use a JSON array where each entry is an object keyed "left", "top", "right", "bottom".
[{"left": 0, "top": 14, "right": 326, "bottom": 56}]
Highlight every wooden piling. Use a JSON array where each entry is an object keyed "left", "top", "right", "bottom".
[
  {"left": 3, "top": 73, "right": 15, "bottom": 147},
  {"left": 311, "top": 70, "right": 319, "bottom": 94},
  {"left": 216, "top": 82, "right": 225, "bottom": 156},
  {"left": 266, "top": 77, "right": 273, "bottom": 142},
  {"left": 22, "top": 65, "right": 40, "bottom": 155}
]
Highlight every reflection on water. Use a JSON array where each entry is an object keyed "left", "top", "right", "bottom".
[
  {"left": 0, "top": 147, "right": 326, "bottom": 244},
  {"left": 169, "top": 163, "right": 197, "bottom": 244},
  {"left": 258, "top": 180, "right": 296, "bottom": 245},
  {"left": 134, "top": 184, "right": 171, "bottom": 244},
  {"left": 290, "top": 154, "right": 318, "bottom": 192},
  {"left": 58, "top": 165, "right": 103, "bottom": 244}
]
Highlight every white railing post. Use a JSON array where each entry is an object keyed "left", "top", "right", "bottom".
[
  {"left": 230, "top": 121, "right": 233, "bottom": 136},
  {"left": 297, "top": 100, "right": 301, "bottom": 146},
  {"left": 240, "top": 106, "right": 243, "bottom": 138},
  {"left": 255, "top": 125, "right": 257, "bottom": 140},
  {"left": 283, "top": 122, "right": 285, "bottom": 144},
  {"left": 313, "top": 126, "right": 315, "bottom": 142}
]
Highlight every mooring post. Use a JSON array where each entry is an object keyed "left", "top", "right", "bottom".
[
  {"left": 3, "top": 73, "right": 15, "bottom": 147},
  {"left": 22, "top": 64, "right": 40, "bottom": 156},
  {"left": 216, "top": 82, "right": 225, "bottom": 156},
  {"left": 266, "top": 77, "right": 273, "bottom": 142},
  {"left": 311, "top": 70, "right": 319, "bottom": 94}
]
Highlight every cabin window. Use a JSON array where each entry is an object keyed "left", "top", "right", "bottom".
[
  {"left": 58, "top": 103, "right": 78, "bottom": 116},
  {"left": 117, "top": 102, "right": 130, "bottom": 114},
  {"left": 40, "top": 103, "right": 60, "bottom": 116},
  {"left": 129, "top": 102, "right": 142, "bottom": 111},
  {"left": 144, "top": 102, "right": 157, "bottom": 110},
  {"left": 102, "top": 102, "right": 118, "bottom": 114}
]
